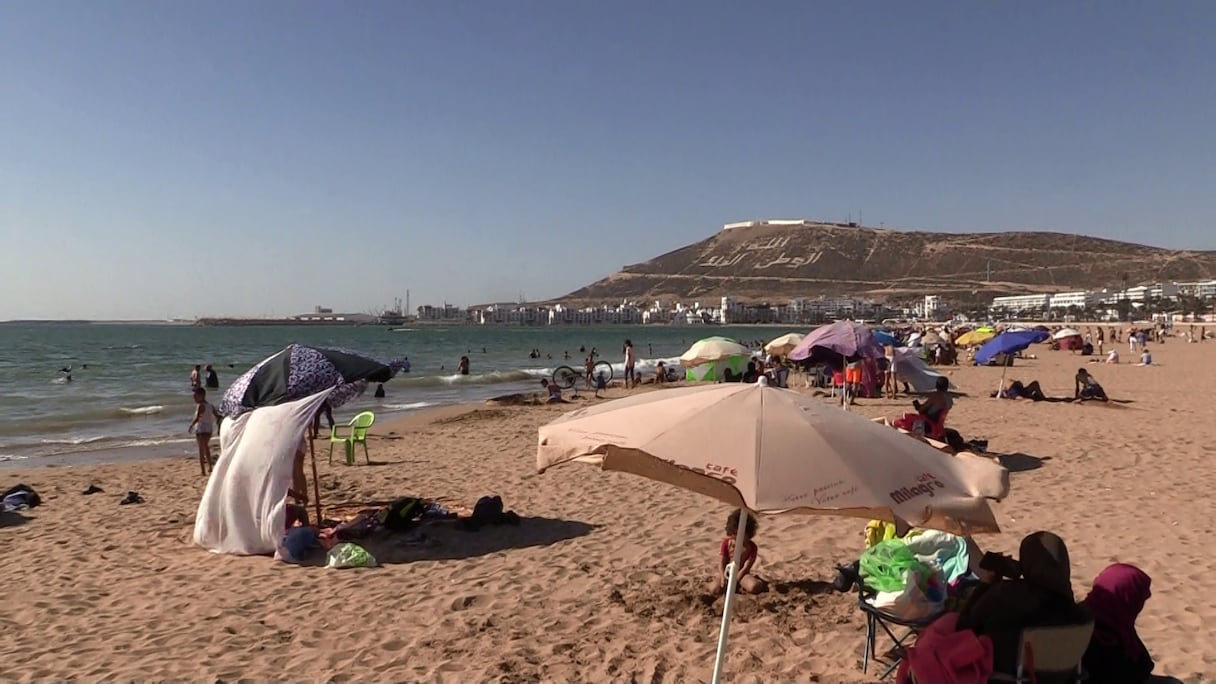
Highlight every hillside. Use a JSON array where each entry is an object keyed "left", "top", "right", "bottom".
[{"left": 560, "top": 220, "right": 1216, "bottom": 304}]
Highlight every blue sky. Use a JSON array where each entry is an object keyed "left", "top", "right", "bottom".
[{"left": 2, "top": 1, "right": 1214, "bottom": 319}]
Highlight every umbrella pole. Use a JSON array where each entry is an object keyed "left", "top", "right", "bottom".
[
  {"left": 997, "top": 361, "right": 1009, "bottom": 397},
  {"left": 711, "top": 509, "right": 750, "bottom": 684},
  {"left": 309, "top": 437, "right": 322, "bottom": 525},
  {"left": 841, "top": 353, "right": 848, "bottom": 411}
]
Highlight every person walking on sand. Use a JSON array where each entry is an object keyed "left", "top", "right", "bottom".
[
  {"left": 190, "top": 364, "right": 202, "bottom": 389},
  {"left": 623, "top": 339, "right": 636, "bottom": 389},
  {"left": 187, "top": 387, "right": 220, "bottom": 476},
  {"left": 204, "top": 364, "right": 219, "bottom": 389}
]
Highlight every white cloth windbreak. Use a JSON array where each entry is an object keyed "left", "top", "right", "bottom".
[{"left": 193, "top": 389, "right": 332, "bottom": 555}]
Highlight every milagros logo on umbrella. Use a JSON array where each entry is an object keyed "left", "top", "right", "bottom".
[{"left": 890, "top": 472, "right": 947, "bottom": 504}]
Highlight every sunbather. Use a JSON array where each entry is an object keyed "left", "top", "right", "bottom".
[{"left": 991, "top": 379, "right": 1050, "bottom": 401}]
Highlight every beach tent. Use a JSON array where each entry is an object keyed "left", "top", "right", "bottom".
[
  {"left": 194, "top": 389, "right": 332, "bottom": 556},
  {"left": 685, "top": 356, "right": 747, "bottom": 382},
  {"left": 1057, "top": 335, "right": 1085, "bottom": 351},
  {"left": 892, "top": 348, "right": 953, "bottom": 392}
]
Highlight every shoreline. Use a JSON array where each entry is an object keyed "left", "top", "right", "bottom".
[{"left": 0, "top": 400, "right": 493, "bottom": 471}]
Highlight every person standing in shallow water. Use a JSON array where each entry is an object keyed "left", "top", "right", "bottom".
[
  {"left": 190, "top": 365, "right": 201, "bottom": 389},
  {"left": 204, "top": 364, "right": 219, "bottom": 389},
  {"left": 623, "top": 339, "right": 636, "bottom": 389},
  {"left": 458, "top": 355, "right": 470, "bottom": 375}
]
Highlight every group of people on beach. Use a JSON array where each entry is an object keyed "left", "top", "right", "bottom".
[{"left": 711, "top": 506, "right": 1159, "bottom": 684}]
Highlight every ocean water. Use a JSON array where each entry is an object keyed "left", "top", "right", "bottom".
[{"left": 0, "top": 323, "right": 785, "bottom": 463}]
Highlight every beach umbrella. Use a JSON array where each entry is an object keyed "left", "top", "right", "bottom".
[
  {"left": 975, "top": 329, "right": 1051, "bottom": 394},
  {"left": 788, "top": 320, "right": 884, "bottom": 361},
  {"left": 763, "top": 333, "right": 803, "bottom": 356},
  {"left": 218, "top": 344, "right": 407, "bottom": 523},
  {"left": 680, "top": 336, "right": 751, "bottom": 368},
  {"left": 919, "top": 331, "right": 944, "bottom": 346},
  {"left": 954, "top": 329, "right": 996, "bottom": 348},
  {"left": 218, "top": 344, "right": 405, "bottom": 418},
  {"left": 872, "top": 329, "right": 899, "bottom": 347},
  {"left": 1052, "top": 328, "right": 1082, "bottom": 340},
  {"left": 788, "top": 321, "right": 884, "bottom": 408},
  {"left": 537, "top": 379, "right": 1007, "bottom": 684}
]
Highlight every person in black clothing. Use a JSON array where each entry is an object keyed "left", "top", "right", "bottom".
[
  {"left": 204, "top": 364, "right": 219, "bottom": 389},
  {"left": 1082, "top": 563, "right": 1155, "bottom": 684},
  {"left": 957, "top": 531, "right": 1084, "bottom": 675},
  {"left": 1075, "top": 368, "right": 1109, "bottom": 401}
]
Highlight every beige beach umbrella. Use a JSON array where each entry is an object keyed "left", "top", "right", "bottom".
[
  {"left": 679, "top": 336, "right": 751, "bottom": 368},
  {"left": 537, "top": 379, "right": 1007, "bottom": 684},
  {"left": 919, "top": 331, "right": 944, "bottom": 346},
  {"left": 1052, "top": 327, "right": 1082, "bottom": 340},
  {"left": 763, "top": 332, "right": 803, "bottom": 356}
]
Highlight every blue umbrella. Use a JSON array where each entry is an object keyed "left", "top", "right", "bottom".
[
  {"left": 974, "top": 329, "right": 1050, "bottom": 365},
  {"left": 872, "top": 329, "right": 899, "bottom": 347},
  {"left": 975, "top": 329, "right": 1050, "bottom": 394}
]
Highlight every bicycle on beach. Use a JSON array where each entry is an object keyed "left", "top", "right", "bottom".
[{"left": 552, "top": 361, "right": 614, "bottom": 389}]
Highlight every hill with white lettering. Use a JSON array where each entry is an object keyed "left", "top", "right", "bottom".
[{"left": 560, "top": 220, "right": 1216, "bottom": 304}]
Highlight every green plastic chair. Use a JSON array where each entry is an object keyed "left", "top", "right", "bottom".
[{"left": 329, "top": 411, "right": 375, "bottom": 465}]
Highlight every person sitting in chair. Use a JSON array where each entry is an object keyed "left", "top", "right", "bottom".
[
  {"left": 1082, "top": 563, "right": 1156, "bottom": 684},
  {"left": 913, "top": 376, "right": 953, "bottom": 423},
  {"left": 958, "top": 532, "right": 1083, "bottom": 676}
]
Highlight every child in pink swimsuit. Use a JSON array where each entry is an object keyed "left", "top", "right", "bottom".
[{"left": 707, "top": 509, "right": 769, "bottom": 595}]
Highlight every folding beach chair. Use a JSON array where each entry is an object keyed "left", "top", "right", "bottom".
[
  {"left": 990, "top": 620, "right": 1093, "bottom": 684},
  {"left": 857, "top": 580, "right": 945, "bottom": 680}
]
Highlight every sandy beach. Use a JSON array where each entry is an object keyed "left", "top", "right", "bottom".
[{"left": 3, "top": 338, "right": 1215, "bottom": 683}]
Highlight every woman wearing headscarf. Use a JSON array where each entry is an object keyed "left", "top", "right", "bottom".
[
  {"left": 1082, "top": 564, "right": 1155, "bottom": 684},
  {"left": 957, "top": 532, "right": 1081, "bottom": 674}
]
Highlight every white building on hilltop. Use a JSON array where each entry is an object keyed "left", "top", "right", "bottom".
[
  {"left": 1048, "top": 291, "right": 1096, "bottom": 309},
  {"left": 991, "top": 293, "right": 1050, "bottom": 312}
]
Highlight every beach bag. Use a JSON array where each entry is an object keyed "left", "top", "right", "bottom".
[
  {"left": 325, "top": 543, "right": 378, "bottom": 569},
  {"left": 899, "top": 613, "right": 994, "bottom": 684},
  {"left": 381, "top": 497, "right": 425, "bottom": 531},
  {"left": 870, "top": 564, "right": 947, "bottom": 621}
]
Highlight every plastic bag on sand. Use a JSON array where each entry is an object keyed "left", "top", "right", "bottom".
[
  {"left": 860, "top": 539, "right": 919, "bottom": 592},
  {"left": 326, "top": 542, "right": 378, "bottom": 569},
  {"left": 871, "top": 566, "right": 946, "bottom": 622}
]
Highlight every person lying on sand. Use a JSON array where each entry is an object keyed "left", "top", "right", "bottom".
[
  {"left": 707, "top": 509, "right": 768, "bottom": 596},
  {"left": 991, "top": 379, "right": 1049, "bottom": 401},
  {"left": 1075, "top": 369, "right": 1109, "bottom": 402}
]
